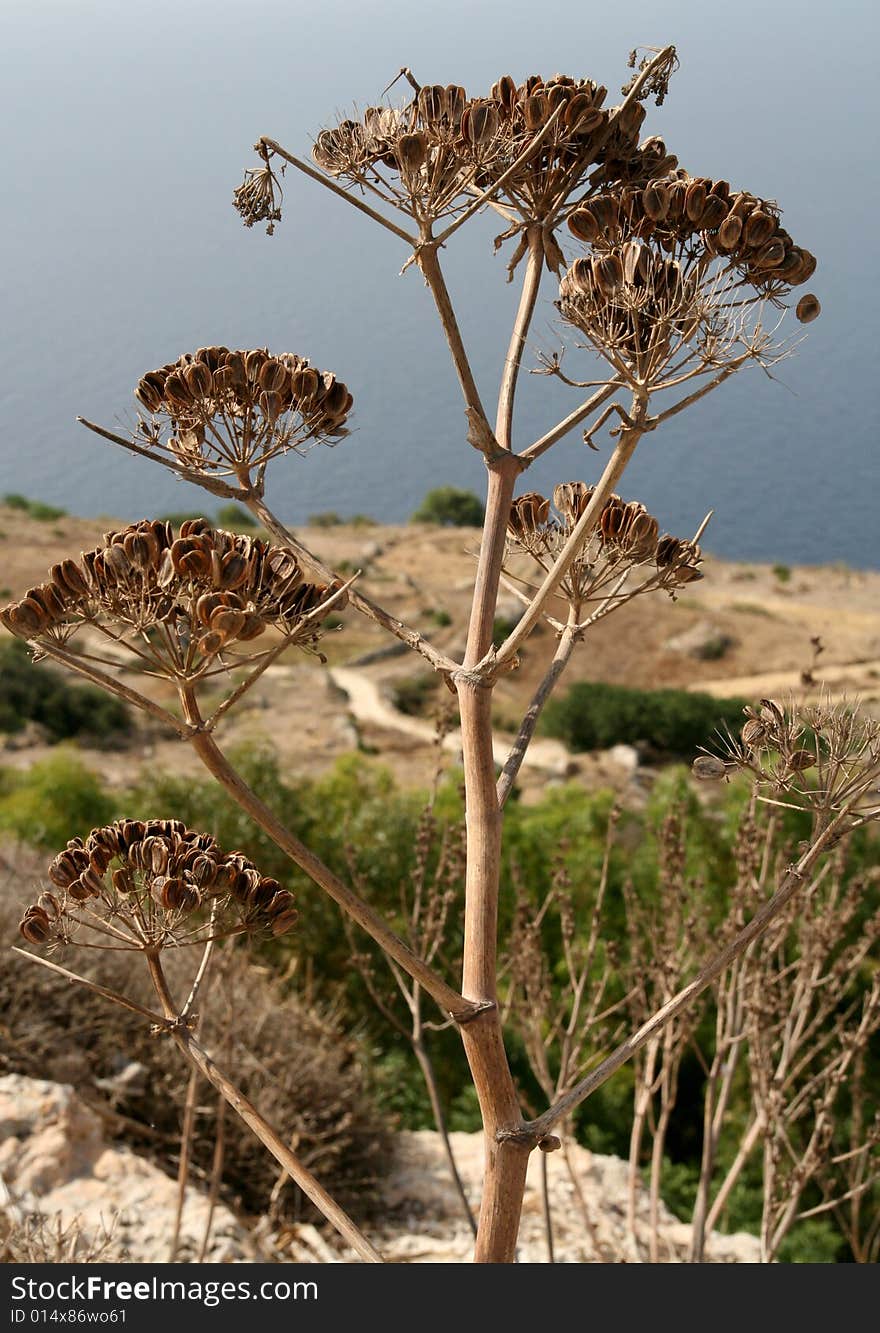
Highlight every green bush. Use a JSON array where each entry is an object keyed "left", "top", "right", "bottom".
[
  {"left": 0, "top": 640, "right": 129, "bottom": 743},
  {"left": 0, "top": 751, "right": 117, "bottom": 848},
  {"left": 3, "top": 493, "right": 67, "bottom": 522},
  {"left": 411, "top": 486, "right": 485, "bottom": 527},
  {"left": 215, "top": 503, "right": 258, "bottom": 530},
  {"left": 542, "top": 680, "right": 746, "bottom": 759}
]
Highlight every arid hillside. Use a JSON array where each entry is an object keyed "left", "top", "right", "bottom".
[{"left": 2, "top": 503, "right": 878, "bottom": 796}]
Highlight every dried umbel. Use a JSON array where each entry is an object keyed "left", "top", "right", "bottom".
[
  {"left": 695, "top": 696, "right": 880, "bottom": 822},
  {"left": 132, "top": 347, "right": 353, "bottom": 484},
  {"left": 305, "top": 69, "right": 676, "bottom": 230},
  {"left": 559, "top": 241, "right": 701, "bottom": 381},
  {"left": 312, "top": 86, "right": 503, "bottom": 222},
  {"left": 19, "top": 819, "right": 297, "bottom": 952},
  {"left": 568, "top": 175, "right": 817, "bottom": 297},
  {"left": 0, "top": 519, "right": 339, "bottom": 679},
  {"left": 504, "top": 481, "right": 702, "bottom": 621},
  {"left": 562, "top": 174, "right": 817, "bottom": 383},
  {"left": 480, "top": 73, "right": 670, "bottom": 221}
]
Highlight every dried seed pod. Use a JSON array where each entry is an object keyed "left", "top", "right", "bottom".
[
  {"left": 210, "top": 607, "right": 247, "bottom": 639},
  {"left": 684, "top": 178, "right": 708, "bottom": 223},
  {"left": 592, "top": 252, "right": 624, "bottom": 297},
  {"left": 553, "top": 481, "right": 595, "bottom": 524},
  {"left": 716, "top": 213, "right": 743, "bottom": 251},
  {"left": 258, "top": 359, "right": 288, "bottom": 393},
  {"left": 184, "top": 361, "right": 213, "bottom": 397},
  {"left": 692, "top": 755, "right": 728, "bottom": 781},
  {"left": 641, "top": 181, "right": 670, "bottom": 222},
  {"left": 19, "top": 908, "right": 52, "bottom": 945},
  {"left": 742, "top": 209, "right": 776, "bottom": 249},
  {"left": 699, "top": 194, "right": 729, "bottom": 230},
  {"left": 741, "top": 718, "right": 768, "bottom": 750},
  {"left": 198, "top": 629, "right": 227, "bottom": 657},
  {"left": 787, "top": 748, "right": 815, "bottom": 772},
  {"left": 509, "top": 492, "right": 551, "bottom": 539},
  {"left": 753, "top": 237, "right": 786, "bottom": 269},
  {"left": 795, "top": 292, "right": 821, "bottom": 323},
  {"left": 135, "top": 376, "right": 165, "bottom": 413},
  {"left": 112, "top": 866, "right": 136, "bottom": 896},
  {"left": 599, "top": 496, "right": 625, "bottom": 542},
  {"left": 568, "top": 208, "right": 600, "bottom": 243}
]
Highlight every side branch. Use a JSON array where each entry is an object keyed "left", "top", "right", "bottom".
[
  {"left": 179, "top": 688, "right": 472, "bottom": 1020},
  {"left": 246, "top": 494, "right": 458, "bottom": 676},
  {"left": 524, "top": 805, "right": 855, "bottom": 1139},
  {"left": 77, "top": 420, "right": 239, "bottom": 501},
  {"left": 497, "top": 619, "right": 579, "bottom": 808},
  {"left": 519, "top": 381, "right": 623, "bottom": 463},
  {"left": 495, "top": 225, "right": 545, "bottom": 452},
  {"left": 416, "top": 242, "right": 496, "bottom": 452},
  {"left": 257, "top": 138, "right": 419, "bottom": 248}
]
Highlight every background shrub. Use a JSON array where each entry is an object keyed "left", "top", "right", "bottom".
[
  {"left": 0, "top": 640, "right": 129, "bottom": 744},
  {"left": 541, "top": 681, "right": 746, "bottom": 759},
  {"left": 411, "top": 486, "right": 485, "bottom": 527}
]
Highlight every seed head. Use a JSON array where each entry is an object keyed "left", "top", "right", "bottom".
[{"left": 19, "top": 820, "right": 297, "bottom": 952}]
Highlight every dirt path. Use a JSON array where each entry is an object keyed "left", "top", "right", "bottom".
[
  {"left": 689, "top": 658, "right": 880, "bottom": 699},
  {"left": 327, "top": 667, "right": 573, "bottom": 776}
]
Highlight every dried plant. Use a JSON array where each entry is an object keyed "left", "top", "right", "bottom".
[{"left": 8, "top": 43, "right": 868, "bottom": 1265}]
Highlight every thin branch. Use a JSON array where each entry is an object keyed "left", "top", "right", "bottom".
[
  {"left": 495, "top": 225, "right": 544, "bottom": 451},
  {"left": 416, "top": 241, "right": 496, "bottom": 450},
  {"left": 519, "top": 382, "right": 622, "bottom": 463},
  {"left": 257, "top": 138, "right": 419, "bottom": 248},
  {"left": 178, "top": 687, "right": 475, "bottom": 1021},
  {"left": 497, "top": 619, "right": 578, "bottom": 808},
  {"left": 245, "top": 493, "right": 458, "bottom": 676},
  {"left": 77, "top": 419, "right": 240, "bottom": 500},
  {"left": 146, "top": 954, "right": 384, "bottom": 1263},
  {"left": 31, "top": 640, "right": 186, "bottom": 735},
  {"left": 11, "top": 947, "right": 170, "bottom": 1028}
]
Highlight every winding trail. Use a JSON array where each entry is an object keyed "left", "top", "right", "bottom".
[{"left": 327, "top": 667, "right": 572, "bottom": 776}]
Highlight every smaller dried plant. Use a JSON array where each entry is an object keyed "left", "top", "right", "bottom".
[
  {"left": 18, "top": 818, "right": 297, "bottom": 954},
  {"left": 694, "top": 695, "right": 880, "bottom": 831}
]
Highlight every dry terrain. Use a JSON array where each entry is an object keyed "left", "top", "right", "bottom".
[{"left": 2, "top": 503, "right": 878, "bottom": 797}]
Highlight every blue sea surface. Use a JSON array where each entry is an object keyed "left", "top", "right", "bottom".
[{"left": 0, "top": 0, "right": 877, "bottom": 567}]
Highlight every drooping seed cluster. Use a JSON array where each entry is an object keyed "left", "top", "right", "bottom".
[
  {"left": 0, "top": 519, "right": 336, "bottom": 672},
  {"left": 19, "top": 819, "right": 297, "bottom": 950},
  {"left": 506, "top": 481, "right": 701, "bottom": 611},
  {"left": 308, "top": 73, "right": 674, "bottom": 223},
  {"left": 232, "top": 161, "right": 283, "bottom": 233},
  {"left": 133, "top": 346, "right": 353, "bottom": 478},
  {"left": 568, "top": 176, "right": 817, "bottom": 296}
]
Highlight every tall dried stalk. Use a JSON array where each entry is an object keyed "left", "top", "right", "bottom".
[{"left": 7, "top": 48, "right": 856, "bottom": 1265}]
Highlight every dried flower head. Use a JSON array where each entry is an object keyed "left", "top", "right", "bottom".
[
  {"left": 19, "top": 819, "right": 297, "bottom": 952},
  {"left": 131, "top": 347, "right": 353, "bottom": 486},
  {"left": 504, "top": 481, "right": 702, "bottom": 623},
  {"left": 233, "top": 156, "right": 284, "bottom": 234},
  {"left": 695, "top": 695, "right": 880, "bottom": 825},
  {"left": 562, "top": 174, "right": 817, "bottom": 383},
  {"left": 0, "top": 519, "right": 340, "bottom": 680},
  {"left": 303, "top": 66, "right": 677, "bottom": 232}
]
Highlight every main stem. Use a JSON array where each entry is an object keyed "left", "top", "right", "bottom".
[{"left": 457, "top": 458, "right": 531, "bottom": 1263}]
